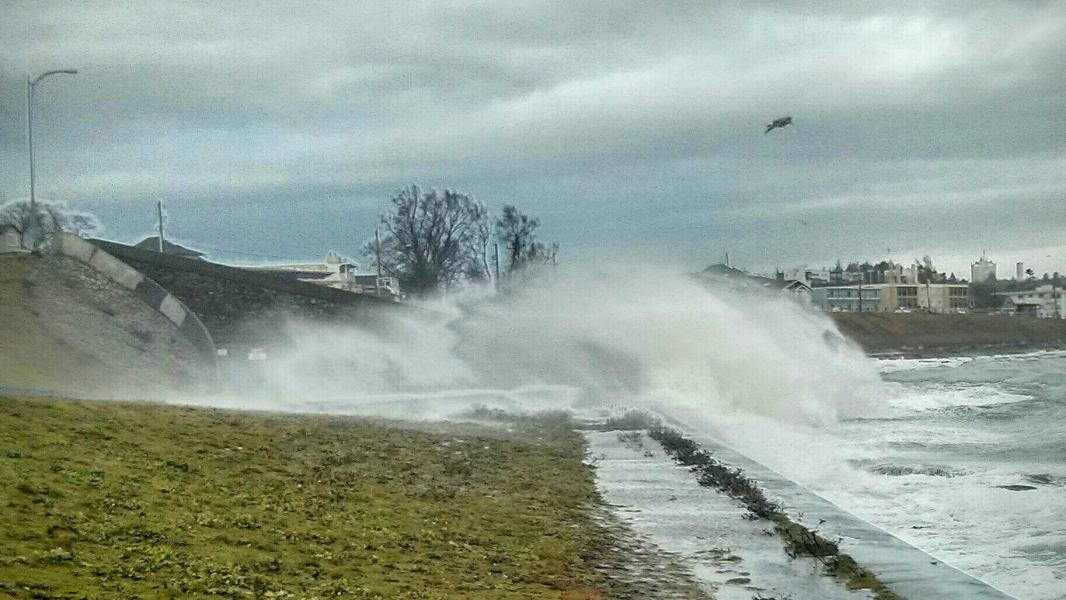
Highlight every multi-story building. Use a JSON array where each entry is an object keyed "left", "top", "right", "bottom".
[
  {"left": 971, "top": 252, "right": 996, "bottom": 283},
  {"left": 812, "top": 283, "right": 969, "bottom": 313},
  {"left": 811, "top": 286, "right": 882, "bottom": 312}
]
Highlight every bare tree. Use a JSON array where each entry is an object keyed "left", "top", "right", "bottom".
[
  {"left": 495, "top": 204, "right": 556, "bottom": 276},
  {"left": 464, "top": 214, "right": 494, "bottom": 283},
  {"left": 0, "top": 199, "right": 100, "bottom": 251},
  {"left": 367, "top": 185, "right": 489, "bottom": 297}
]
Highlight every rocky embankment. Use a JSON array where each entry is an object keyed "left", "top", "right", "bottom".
[
  {"left": 831, "top": 312, "right": 1066, "bottom": 355},
  {"left": 0, "top": 253, "right": 204, "bottom": 395}
]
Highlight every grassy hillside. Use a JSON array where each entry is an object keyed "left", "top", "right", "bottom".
[
  {"left": 0, "top": 396, "right": 705, "bottom": 599},
  {"left": 832, "top": 312, "right": 1066, "bottom": 353}
]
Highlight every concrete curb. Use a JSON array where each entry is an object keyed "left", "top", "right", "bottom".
[{"left": 53, "top": 234, "right": 217, "bottom": 366}]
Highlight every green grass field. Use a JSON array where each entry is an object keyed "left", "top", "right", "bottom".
[{"left": 0, "top": 396, "right": 622, "bottom": 599}]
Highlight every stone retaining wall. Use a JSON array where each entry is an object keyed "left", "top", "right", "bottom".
[
  {"left": 54, "top": 234, "right": 216, "bottom": 364},
  {"left": 89, "top": 239, "right": 397, "bottom": 345}
]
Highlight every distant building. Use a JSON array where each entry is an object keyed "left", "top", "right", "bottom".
[
  {"left": 1016, "top": 262, "right": 1025, "bottom": 281},
  {"left": 698, "top": 264, "right": 812, "bottom": 300},
  {"left": 812, "top": 285, "right": 882, "bottom": 312},
  {"left": 971, "top": 252, "right": 996, "bottom": 283},
  {"left": 1, "top": 225, "right": 27, "bottom": 254},
  {"left": 352, "top": 274, "right": 402, "bottom": 298},
  {"left": 783, "top": 266, "right": 831, "bottom": 287},
  {"left": 997, "top": 285, "right": 1064, "bottom": 319},
  {"left": 135, "top": 236, "right": 207, "bottom": 260},
  {"left": 812, "top": 283, "right": 969, "bottom": 313},
  {"left": 247, "top": 252, "right": 402, "bottom": 299}
]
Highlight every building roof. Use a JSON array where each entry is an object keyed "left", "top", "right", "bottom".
[
  {"left": 134, "top": 236, "right": 206, "bottom": 258},
  {"left": 253, "top": 269, "right": 332, "bottom": 281},
  {"left": 698, "top": 264, "right": 811, "bottom": 293},
  {"left": 700, "top": 263, "right": 748, "bottom": 278}
]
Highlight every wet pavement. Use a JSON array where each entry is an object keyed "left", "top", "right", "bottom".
[{"left": 587, "top": 430, "right": 873, "bottom": 600}]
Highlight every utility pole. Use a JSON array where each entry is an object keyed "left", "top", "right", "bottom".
[
  {"left": 26, "top": 76, "right": 34, "bottom": 208},
  {"left": 375, "top": 227, "right": 382, "bottom": 278},
  {"left": 494, "top": 242, "right": 501, "bottom": 292},
  {"left": 157, "top": 200, "right": 165, "bottom": 252},
  {"left": 858, "top": 271, "right": 864, "bottom": 313}
]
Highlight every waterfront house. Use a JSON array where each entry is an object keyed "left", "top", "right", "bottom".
[
  {"left": 997, "top": 285, "right": 1064, "bottom": 319},
  {"left": 697, "top": 264, "right": 812, "bottom": 300},
  {"left": 245, "top": 252, "right": 402, "bottom": 299},
  {"left": 1, "top": 226, "right": 26, "bottom": 254}
]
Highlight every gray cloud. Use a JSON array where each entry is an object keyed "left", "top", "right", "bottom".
[{"left": 2, "top": 0, "right": 1065, "bottom": 275}]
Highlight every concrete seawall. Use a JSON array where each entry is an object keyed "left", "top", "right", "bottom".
[
  {"left": 54, "top": 234, "right": 216, "bottom": 365},
  {"left": 683, "top": 430, "right": 1018, "bottom": 599},
  {"left": 89, "top": 239, "right": 397, "bottom": 345}
]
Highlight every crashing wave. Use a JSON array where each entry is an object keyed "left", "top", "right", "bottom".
[{"left": 865, "top": 463, "right": 970, "bottom": 478}]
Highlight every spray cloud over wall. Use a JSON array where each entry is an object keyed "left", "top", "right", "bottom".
[{"left": 249, "top": 266, "right": 881, "bottom": 427}]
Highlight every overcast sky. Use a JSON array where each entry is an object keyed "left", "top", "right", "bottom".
[{"left": 2, "top": 1, "right": 1065, "bottom": 276}]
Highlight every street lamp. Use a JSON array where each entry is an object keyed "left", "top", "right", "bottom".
[{"left": 27, "top": 69, "right": 77, "bottom": 208}]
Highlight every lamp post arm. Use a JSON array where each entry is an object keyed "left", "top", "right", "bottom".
[
  {"left": 30, "top": 69, "right": 78, "bottom": 87},
  {"left": 26, "top": 68, "right": 77, "bottom": 208}
]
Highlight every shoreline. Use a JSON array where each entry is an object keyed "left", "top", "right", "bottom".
[
  {"left": 867, "top": 343, "right": 1066, "bottom": 360},
  {"left": 831, "top": 312, "right": 1066, "bottom": 358}
]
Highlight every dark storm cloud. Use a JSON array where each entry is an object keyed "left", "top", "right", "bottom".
[{"left": 1, "top": 1, "right": 1064, "bottom": 273}]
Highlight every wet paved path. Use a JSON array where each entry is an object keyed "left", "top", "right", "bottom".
[{"left": 685, "top": 431, "right": 1019, "bottom": 600}]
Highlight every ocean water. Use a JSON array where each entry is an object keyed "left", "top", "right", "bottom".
[
  {"left": 714, "top": 351, "right": 1066, "bottom": 600},
  {"left": 854, "top": 351, "right": 1066, "bottom": 599},
  {"left": 200, "top": 270, "right": 1064, "bottom": 599}
]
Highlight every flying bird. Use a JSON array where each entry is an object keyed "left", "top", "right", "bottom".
[{"left": 764, "top": 116, "right": 793, "bottom": 134}]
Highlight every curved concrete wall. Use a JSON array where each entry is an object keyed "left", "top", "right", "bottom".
[
  {"left": 88, "top": 238, "right": 399, "bottom": 345},
  {"left": 53, "top": 234, "right": 217, "bottom": 365}
]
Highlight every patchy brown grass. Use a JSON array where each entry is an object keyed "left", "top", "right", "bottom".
[
  {"left": 0, "top": 396, "right": 624, "bottom": 599},
  {"left": 831, "top": 311, "right": 1066, "bottom": 353}
]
